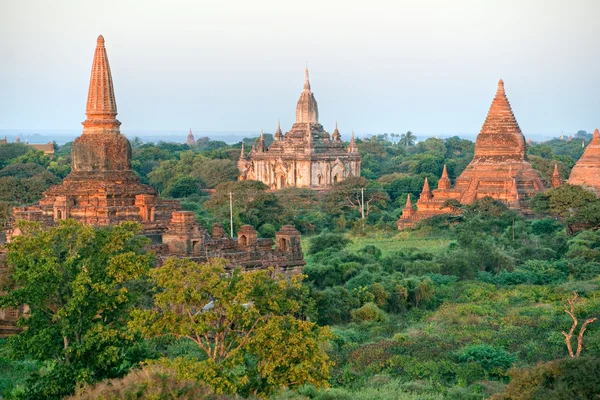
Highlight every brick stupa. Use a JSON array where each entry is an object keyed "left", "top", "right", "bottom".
[
  {"left": 398, "top": 80, "right": 545, "bottom": 229},
  {"left": 11, "top": 35, "right": 180, "bottom": 238},
  {"left": 568, "top": 129, "right": 600, "bottom": 194}
]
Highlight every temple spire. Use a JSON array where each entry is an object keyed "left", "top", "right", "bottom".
[
  {"left": 82, "top": 35, "right": 121, "bottom": 134},
  {"left": 274, "top": 120, "right": 283, "bottom": 141},
  {"left": 402, "top": 194, "right": 414, "bottom": 217},
  {"left": 304, "top": 66, "right": 311, "bottom": 91},
  {"left": 474, "top": 79, "right": 525, "bottom": 162},
  {"left": 551, "top": 163, "right": 561, "bottom": 188},
  {"left": 348, "top": 130, "right": 358, "bottom": 153},
  {"left": 186, "top": 128, "right": 195, "bottom": 146},
  {"left": 420, "top": 177, "right": 433, "bottom": 200},
  {"left": 258, "top": 129, "right": 266, "bottom": 152},
  {"left": 295, "top": 67, "right": 319, "bottom": 124},
  {"left": 438, "top": 164, "right": 451, "bottom": 190},
  {"left": 332, "top": 120, "right": 341, "bottom": 142}
]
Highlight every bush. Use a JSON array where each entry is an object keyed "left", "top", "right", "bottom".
[
  {"left": 351, "top": 302, "right": 387, "bottom": 322},
  {"left": 308, "top": 232, "right": 351, "bottom": 255},
  {"left": 457, "top": 345, "right": 515, "bottom": 377},
  {"left": 258, "top": 223, "right": 277, "bottom": 238},
  {"left": 68, "top": 365, "right": 238, "bottom": 399},
  {"left": 492, "top": 357, "right": 600, "bottom": 400}
]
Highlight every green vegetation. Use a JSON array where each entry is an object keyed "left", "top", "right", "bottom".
[{"left": 1, "top": 132, "right": 599, "bottom": 399}]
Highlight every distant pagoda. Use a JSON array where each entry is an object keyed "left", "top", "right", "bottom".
[
  {"left": 186, "top": 128, "right": 195, "bottom": 146},
  {"left": 238, "top": 68, "right": 361, "bottom": 189},
  {"left": 568, "top": 129, "right": 600, "bottom": 194},
  {"left": 398, "top": 80, "right": 545, "bottom": 229}
]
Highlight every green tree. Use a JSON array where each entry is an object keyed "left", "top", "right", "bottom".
[
  {"left": 130, "top": 258, "right": 331, "bottom": 396},
  {"left": 0, "top": 220, "right": 153, "bottom": 399},
  {"left": 399, "top": 131, "right": 416, "bottom": 149}
]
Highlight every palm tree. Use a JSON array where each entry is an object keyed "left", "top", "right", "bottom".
[{"left": 399, "top": 131, "right": 416, "bottom": 148}]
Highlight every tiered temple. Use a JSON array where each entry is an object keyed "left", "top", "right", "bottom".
[
  {"left": 568, "top": 129, "right": 600, "bottom": 194},
  {"left": 7, "top": 36, "right": 305, "bottom": 273},
  {"left": 238, "top": 68, "right": 361, "bottom": 189},
  {"left": 398, "top": 80, "right": 545, "bottom": 229}
]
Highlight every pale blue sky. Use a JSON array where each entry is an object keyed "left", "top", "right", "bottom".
[{"left": 1, "top": 0, "right": 599, "bottom": 138}]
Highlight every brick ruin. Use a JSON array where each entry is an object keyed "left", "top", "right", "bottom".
[
  {"left": 568, "top": 129, "right": 600, "bottom": 194},
  {"left": 398, "top": 80, "right": 546, "bottom": 229},
  {"left": 238, "top": 68, "right": 361, "bottom": 189}
]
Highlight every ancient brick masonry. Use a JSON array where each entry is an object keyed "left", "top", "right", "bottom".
[
  {"left": 162, "top": 212, "right": 305, "bottom": 272},
  {"left": 398, "top": 80, "right": 545, "bottom": 229},
  {"left": 568, "top": 129, "right": 600, "bottom": 194},
  {"left": 238, "top": 68, "right": 361, "bottom": 189}
]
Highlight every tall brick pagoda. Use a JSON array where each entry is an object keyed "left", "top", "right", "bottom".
[
  {"left": 10, "top": 35, "right": 180, "bottom": 239},
  {"left": 7, "top": 36, "right": 306, "bottom": 273},
  {"left": 398, "top": 80, "right": 545, "bottom": 229},
  {"left": 238, "top": 68, "right": 361, "bottom": 189},
  {"left": 568, "top": 129, "right": 600, "bottom": 194}
]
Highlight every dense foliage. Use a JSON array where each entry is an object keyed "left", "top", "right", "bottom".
[{"left": 1, "top": 131, "right": 599, "bottom": 399}]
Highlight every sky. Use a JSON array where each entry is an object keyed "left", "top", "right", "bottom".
[{"left": 1, "top": 0, "right": 599, "bottom": 140}]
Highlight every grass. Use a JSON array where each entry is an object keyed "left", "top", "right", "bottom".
[{"left": 301, "top": 229, "right": 452, "bottom": 258}]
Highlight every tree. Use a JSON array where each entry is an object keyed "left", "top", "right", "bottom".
[
  {"left": 0, "top": 220, "right": 154, "bottom": 399},
  {"left": 130, "top": 258, "right": 331, "bottom": 396},
  {"left": 561, "top": 291, "right": 597, "bottom": 358},
  {"left": 164, "top": 175, "right": 202, "bottom": 198},
  {"left": 322, "top": 177, "right": 389, "bottom": 222},
  {"left": 399, "top": 131, "right": 416, "bottom": 149},
  {"left": 205, "top": 180, "right": 281, "bottom": 230}
]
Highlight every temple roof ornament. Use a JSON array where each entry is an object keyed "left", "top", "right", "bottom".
[
  {"left": 438, "top": 164, "right": 451, "bottom": 190},
  {"left": 568, "top": 129, "right": 600, "bottom": 193},
  {"left": 274, "top": 120, "right": 283, "bottom": 141},
  {"left": 82, "top": 35, "right": 121, "bottom": 134},
  {"left": 332, "top": 121, "right": 341, "bottom": 142},
  {"left": 239, "top": 142, "right": 245, "bottom": 160},
  {"left": 551, "top": 163, "right": 561, "bottom": 188},
  {"left": 295, "top": 67, "right": 319, "bottom": 124},
  {"left": 473, "top": 79, "right": 525, "bottom": 163},
  {"left": 420, "top": 177, "right": 433, "bottom": 200}
]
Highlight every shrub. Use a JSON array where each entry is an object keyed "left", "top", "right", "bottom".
[
  {"left": 457, "top": 345, "right": 515, "bottom": 378},
  {"left": 351, "top": 302, "right": 387, "bottom": 322},
  {"left": 492, "top": 357, "right": 600, "bottom": 400},
  {"left": 308, "top": 232, "right": 351, "bottom": 255},
  {"left": 68, "top": 365, "right": 238, "bottom": 399}
]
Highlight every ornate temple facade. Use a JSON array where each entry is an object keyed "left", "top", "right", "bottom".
[
  {"left": 398, "top": 80, "right": 546, "bottom": 229},
  {"left": 6, "top": 36, "right": 305, "bottom": 273},
  {"left": 568, "top": 129, "right": 600, "bottom": 194},
  {"left": 238, "top": 69, "right": 361, "bottom": 189}
]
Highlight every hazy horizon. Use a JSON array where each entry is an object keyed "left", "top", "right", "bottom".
[{"left": 1, "top": 0, "right": 599, "bottom": 136}]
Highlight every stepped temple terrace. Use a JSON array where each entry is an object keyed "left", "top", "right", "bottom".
[
  {"left": 238, "top": 68, "right": 361, "bottom": 189},
  {"left": 568, "top": 129, "right": 600, "bottom": 194},
  {"left": 398, "top": 80, "right": 545, "bottom": 229},
  {"left": 6, "top": 35, "right": 305, "bottom": 273}
]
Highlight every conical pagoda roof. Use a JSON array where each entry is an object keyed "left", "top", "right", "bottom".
[
  {"left": 472, "top": 80, "right": 525, "bottom": 163},
  {"left": 82, "top": 35, "right": 121, "bottom": 133},
  {"left": 568, "top": 129, "right": 600, "bottom": 193},
  {"left": 295, "top": 68, "right": 319, "bottom": 124}
]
